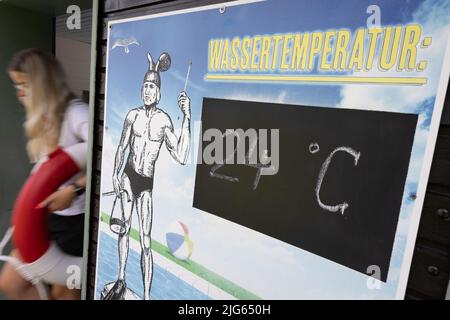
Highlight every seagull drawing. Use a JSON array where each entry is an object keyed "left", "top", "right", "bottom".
[{"left": 111, "top": 37, "right": 140, "bottom": 54}]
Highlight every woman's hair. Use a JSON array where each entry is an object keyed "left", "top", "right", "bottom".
[{"left": 7, "top": 48, "right": 75, "bottom": 162}]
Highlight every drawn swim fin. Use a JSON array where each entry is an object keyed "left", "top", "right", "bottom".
[{"left": 102, "top": 279, "right": 127, "bottom": 300}]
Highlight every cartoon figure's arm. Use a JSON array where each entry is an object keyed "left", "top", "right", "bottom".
[
  {"left": 113, "top": 110, "right": 135, "bottom": 196},
  {"left": 164, "top": 92, "right": 191, "bottom": 165}
]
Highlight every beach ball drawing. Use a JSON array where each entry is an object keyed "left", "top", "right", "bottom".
[{"left": 165, "top": 221, "right": 193, "bottom": 260}]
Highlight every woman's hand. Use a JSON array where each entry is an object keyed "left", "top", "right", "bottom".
[{"left": 37, "top": 185, "right": 77, "bottom": 212}]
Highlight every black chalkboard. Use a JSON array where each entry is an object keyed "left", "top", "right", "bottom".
[{"left": 193, "top": 98, "right": 417, "bottom": 282}]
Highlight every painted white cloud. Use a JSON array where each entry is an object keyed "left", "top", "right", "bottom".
[
  {"left": 338, "top": 0, "right": 450, "bottom": 112},
  {"left": 223, "top": 89, "right": 292, "bottom": 105},
  {"left": 107, "top": 101, "right": 130, "bottom": 127},
  {"left": 170, "top": 69, "right": 206, "bottom": 92},
  {"left": 99, "top": 132, "right": 116, "bottom": 195}
]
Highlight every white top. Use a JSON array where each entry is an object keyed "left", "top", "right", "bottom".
[{"left": 32, "top": 99, "right": 89, "bottom": 216}]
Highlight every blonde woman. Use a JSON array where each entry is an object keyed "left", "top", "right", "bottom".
[{"left": 0, "top": 48, "right": 88, "bottom": 300}]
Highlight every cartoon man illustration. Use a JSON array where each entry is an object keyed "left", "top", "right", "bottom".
[{"left": 103, "top": 52, "right": 191, "bottom": 300}]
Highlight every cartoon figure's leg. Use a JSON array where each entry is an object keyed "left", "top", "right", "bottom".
[
  {"left": 102, "top": 173, "right": 133, "bottom": 300},
  {"left": 136, "top": 190, "right": 153, "bottom": 300},
  {"left": 118, "top": 173, "right": 134, "bottom": 281}
]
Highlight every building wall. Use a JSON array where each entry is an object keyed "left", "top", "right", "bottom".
[{"left": 56, "top": 36, "right": 92, "bottom": 98}]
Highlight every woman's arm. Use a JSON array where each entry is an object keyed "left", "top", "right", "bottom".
[{"left": 37, "top": 175, "right": 86, "bottom": 212}]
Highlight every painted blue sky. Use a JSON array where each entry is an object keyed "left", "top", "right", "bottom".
[{"left": 96, "top": 0, "right": 450, "bottom": 299}]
